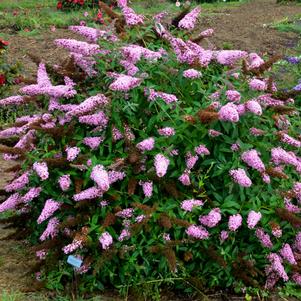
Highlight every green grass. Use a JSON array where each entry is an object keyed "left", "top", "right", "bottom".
[
  {"left": 0, "top": 0, "right": 99, "bottom": 31},
  {"left": 272, "top": 15, "right": 301, "bottom": 34}
]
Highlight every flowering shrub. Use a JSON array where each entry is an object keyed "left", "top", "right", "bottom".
[
  {"left": 57, "top": 0, "right": 115, "bottom": 10},
  {"left": 1, "top": 1, "right": 301, "bottom": 297},
  {"left": 0, "top": 38, "right": 23, "bottom": 124},
  {"left": 0, "top": 38, "right": 21, "bottom": 97}
]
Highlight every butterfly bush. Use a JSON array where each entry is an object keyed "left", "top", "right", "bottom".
[{"left": 0, "top": 2, "right": 301, "bottom": 296}]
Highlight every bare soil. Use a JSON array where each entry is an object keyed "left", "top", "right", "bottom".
[{"left": 200, "top": 0, "right": 301, "bottom": 55}]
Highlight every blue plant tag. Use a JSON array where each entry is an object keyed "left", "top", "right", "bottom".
[{"left": 67, "top": 255, "right": 82, "bottom": 268}]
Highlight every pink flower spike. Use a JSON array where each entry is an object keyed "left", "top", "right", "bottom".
[
  {"left": 90, "top": 165, "right": 110, "bottom": 192},
  {"left": 154, "top": 154, "right": 170, "bottom": 177},
  {"left": 99, "top": 232, "right": 113, "bottom": 249},
  {"left": 37, "top": 199, "right": 61, "bottom": 224},
  {"left": 228, "top": 214, "right": 242, "bottom": 231}
]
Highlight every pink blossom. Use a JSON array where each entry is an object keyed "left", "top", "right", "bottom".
[
  {"left": 136, "top": 137, "right": 155, "bottom": 152},
  {"left": 59, "top": 175, "right": 71, "bottom": 191},
  {"left": 228, "top": 214, "right": 242, "bottom": 231},
  {"left": 178, "top": 7, "right": 201, "bottom": 30},
  {"left": 67, "top": 94, "right": 108, "bottom": 117},
  {"left": 229, "top": 168, "right": 252, "bottom": 187},
  {"left": 0, "top": 95, "right": 27, "bottom": 106},
  {"left": 245, "top": 100, "right": 262, "bottom": 115},
  {"left": 63, "top": 239, "right": 83, "bottom": 254},
  {"left": 220, "top": 231, "right": 229, "bottom": 242},
  {"left": 280, "top": 133, "right": 301, "bottom": 148},
  {"left": 68, "top": 26, "right": 107, "bottom": 43},
  {"left": 231, "top": 143, "right": 240, "bottom": 152},
  {"left": 195, "top": 144, "right": 210, "bottom": 155},
  {"left": 99, "top": 232, "right": 113, "bottom": 249},
  {"left": 280, "top": 243, "right": 297, "bottom": 265},
  {"left": 40, "top": 217, "right": 59, "bottom": 241},
  {"left": 199, "top": 208, "right": 221, "bottom": 228},
  {"left": 158, "top": 127, "right": 175, "bottom": 136},
  {"left": 208, "top": 129, "right": 222, "bottom": 137},
  {"left": 55, "top": 39, "right": 100, "bottom": 56},
  {"left": 90, "top": 165, "right": 110, "bottom": 192},
  {"left": 178, "top": 172, "right": 191, "bottom": 186},
  {"left": 186, "top": 225, "right": 209, "bottom": 240},
  {"left": 0, "top": 193, "right": 21, "bottom": 212},
  {"left": 181, "top": 199, "right": 203, "bottom": 212},
  {"left": 22, "top": 187, "right": 42, "bottom": 203},
  {"left": 293, "top": 182, "right": 301, "bottom": 202},
  {"left": 249, "top": 79, "right": 267, "bottom": 91},
  {"left": 118, "top": 229, "right": 131, "bottom": 241},
  {"left": 267, "top": 253, "right": 288, "bottom": 282},
  {"left": 250, "top": 127, "right": 265, "bottom": 136},
  {"left": 247, "top": 53, "right": 264, "bottom": 69},
  {"left": 66, "top": 146, "right": 80, "bottom": 162},
  {"left": 186, "top": 152, "right": 198, "bottom": 169},
  {"left": 109, "top": 74, "right": 142, "bottom": 92},
  {"left": 112, "top": 126, "right": 123, "bottom": 142},
  {"left": 154, "top": 154, "right": 169, "bottom": 177},
  {"left": 241, "top": 149, "right": 265, "bottom": 172},
  {"left": 139, "top": 181, "right": 153, "bottom": 198},
  {"left": 116, "top": 208, "right": 134, "bottom": 219},
  {"left": 37, "top": 199, "right": 61, "bottom": 224},
  {"left": 33, "top": 162, "right": 49, "bottom": 181},
  {"left": 83, "top": 137, "right": 103, "bottom": 150},
  {"left": 219, "top": 103, "right": 239, "bottom": 122},
  {"left": 73, "top": 187, "right": 102, "bottom": 201},
  {"left": 108, "top": 171, "right": 126, "bottom": 184},
  {"left": 5, "top": 171, "right": 29, "bottom": 192},
  {"left": 292, "top": 273, "right": 301, "bottom": 285},
  {"left": 183, "top": 69, "right": 202, "bottom": 79},
  {"left": 79, "top": 111, "right": 108, "bottom": 127},
  {"left": 247, "top": 211, "right": 262, "bottom": 229},
  {"left": 147, "top": 88, "right": 178, "bottom": 104},
  {"left": 214, "top": 50, "right": 248, "bottom": 66},
  {"left": 255, "top": 228, "right": 273, "bottom": 248},
  {"left": 121, "top": 6, "right": 144, "bottom": 26},
  {"left": 226, "top": 90, "right": 241, "bottom": 102}
]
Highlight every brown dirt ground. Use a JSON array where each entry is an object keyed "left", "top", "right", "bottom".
[{"left": 200, "top": 0, "right": 301, "bottom": 55}]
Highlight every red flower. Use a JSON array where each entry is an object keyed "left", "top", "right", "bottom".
[
  {"left": 57, "top": 1, "right": 62, "bottom": 9},
  {"left": 79, "top": 0, "right": 84, "bottom": 5},
  {"left": 0, "top": 38, "right": 9, "bottom": 49},
  {"left": 0, "top": 74, "right": 6, "bottom": 86}
]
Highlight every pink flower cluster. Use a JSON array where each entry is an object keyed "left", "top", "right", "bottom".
[
  {"left": 59, "top": 175, "right": 71, "bottom": 191},
  {"left": 139, "top": 181, "right": 153, "bottom": 198},
  {"left": 181, "top": 199, "right": 203, "bottom": 212},
  {"left": 136, "top": 137, "right": 155, "bottom": 152},
  {"left": 99, "top": 232, "right": 113, "bottom": 249},
  {"left": 154, "top": 154, "right": 169, "bottom": 177},
  {"left": 33, "top": 162, "right": 49, "bottom": 181},
  {"left": 229, "top": 168, "right": 252, "bottom": 187},
  {"left": 147, "top": 88, "right": 178, "bottom": 104},
  {"left": 121, "top": 6, "right": 144, "bottom": 26},
  {"left": 199, "top": 208, "right": 221, "bottom": 228},
  {"left": 90, "top": 165, "right": 110, "bottom": 192},
  {"left": 37, "top": 199, "right": 61, "bottom": 224},
  {"left": 178, "top": 7, "right": 201, "bottom": 30},
  {"left": 241, "top": 149, "right": 265, "bottom": 173},
  {"left": 40, "top": 217, "right": 59, "bottom": 241}
]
